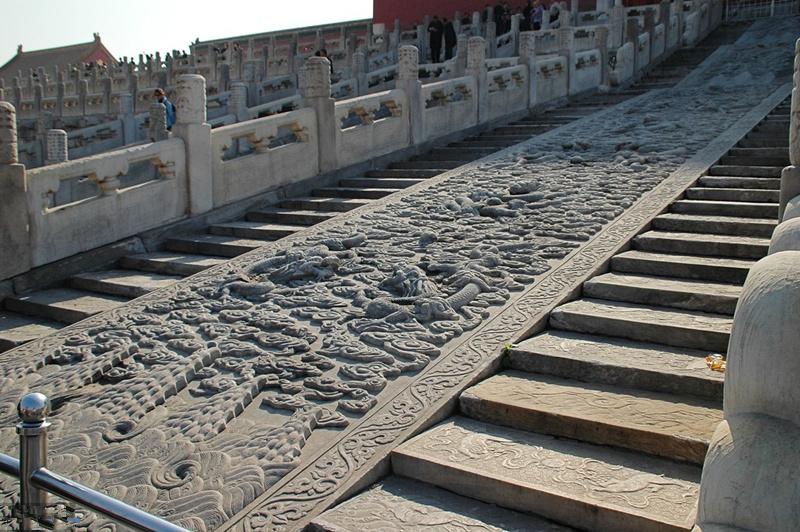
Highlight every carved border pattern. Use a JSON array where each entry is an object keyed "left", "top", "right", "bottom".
[{"left": 223, "top": 83, "right": 792, "bottom": 531}]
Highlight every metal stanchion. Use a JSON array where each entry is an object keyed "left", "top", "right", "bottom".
[{"left": 16, "top": 392, "right": 51, "bottom": 531}]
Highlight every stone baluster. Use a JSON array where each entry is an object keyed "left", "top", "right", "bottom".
[
  {"left": 149, "top": 102, "right": 168, "bottom": 141},
  {"left": 316, "top": 29, "right": 325, "bottom": 51},
  {"left": 262, "top": 46, "right": 270, "bottom": 81},
  {"left": 244, "top": 62, "right": 259, "bottom": 106},
  {"left": 485, "top": 21, "right": 497, "bottom": 58},
  {"left": 119, "top": 93, "right": 136, "bottom": 144},
  {"left": 300, "top": 56, "right": 336, "bottom": 173},
  {"left": 675, "top": 0, "right": 685, "bottom": 49},
  {"left": 0, "top": 102, "right": 31, "bottom": 279},
  {"left": 455, "top": 33, "right": 469, "bottom": 76},
  {"left": 78, "top": 79, "right": 88, "bottom": 116},
  {"left": 173, "top": 74, "right": 213, "bottom": 214},
  {"left": 472, "top": 11, "right": 482, "bottom": 37},
  {"left": 45, "top": 129, "right": 68, "bottom": 165},
  {"left": 485, "top": 7, "right": 494, "bottom": 34},
  {"left": 366, "top": 22, "right": 374, "bottom": 51},
  {"left": 229, "top": 82, "right": 249, "bottom": 122},
  {"left": 519, "top": 31, "right": 538, "bottom": 109},
  {"left": 559, "top": 27, "right": 577, "bottom": 94},
  {"left": 12, "top": 77, "right": 22, "bottom": 108},
  {"left": 219, "top": 63, "right": 231, "bottom": 92},
  {"left": 778, "top": 38, "right": 800, "bottom": 221},
  {"left": 644, "top": 10, "right": 657, "bottom": 63},
  {"left": 416, "top": 24, "right": 427, "bottom": 61},
  {"left": 597, "top": 26, "right": 610, "bottom": 87},
  {"left": 391, "top": 20, "right": 401, "bottom": 61},
  {"left": 352, "top": 51, "right": 366, "bottom": 95},
  {"left": 570, "top": 0, "right": 580, "bottom": 26},
  {"left": 102, "top": 77, "right": 112, "bottom": 114},
  {"left": 339, "top": 27, "right": 347, "bottom": 51},
  {"left": 33, "top": 83, "right": 43, "bottom": 113},
  {"left": 288, "top": 36, "right": 299, "bottom": 75},
  {"left": 397, "top": 45, "right": 423, "bottom": 144},
  {"left": 511, "top": 14, "right": 521, "bottom": 55},
  {"left": 466, "top": 37, "right": 488, "bottom": 123},
  {"left": 626, "top": 18, "right": 640, "bottom": 77}
]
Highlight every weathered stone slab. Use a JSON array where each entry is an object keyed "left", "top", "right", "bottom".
[
  {"left": 308, "top": 476, "right": 570, "bottom": 531},
  {"left": 392, "top": 417, "right": 700, "bottom": 532},
  {"left": 460, "top": 371, "right": 722, "bottom": 464}
]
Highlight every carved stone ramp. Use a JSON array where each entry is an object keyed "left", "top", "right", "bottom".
[
  {"left": 308, "top": 46, "right": 793, "bottom": 532},
  {"left": 1, "top": 18, "right": 790, "bottom": 530}
]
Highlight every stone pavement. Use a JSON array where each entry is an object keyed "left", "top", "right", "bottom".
[{"left": 0, "top": 17, "right": 797, "bottom": 531}]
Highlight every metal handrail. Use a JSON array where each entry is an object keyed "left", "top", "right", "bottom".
[{"left": 0, "top": 393, "right": 189, "bottom": 532}]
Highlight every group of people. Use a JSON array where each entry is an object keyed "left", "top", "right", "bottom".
[
  {"left": 427, "top": 1, "right": 557, "bottom": 63},
  {"left": 427, "top": 16, "right": 458, "bottom": 63}
]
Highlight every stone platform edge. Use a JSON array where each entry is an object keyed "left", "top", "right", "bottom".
[{"left": 217, "top": 82, "right": 791, "bottom": 532}]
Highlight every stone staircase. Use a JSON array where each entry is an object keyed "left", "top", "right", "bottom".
[
  {"left": 0, "top": 23, "right": 749, "bottom": 353},
  {"left": 309, "top": 97, "right": 789, "bottom": 532}
]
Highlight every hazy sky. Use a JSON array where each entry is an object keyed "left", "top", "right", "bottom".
[{"left": 1, "top": 0, "right": 374, "bottom": 66}]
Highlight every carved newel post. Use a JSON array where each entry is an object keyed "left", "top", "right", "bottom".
[
  {"left": 466, "top": 37, "right": 488, "bottom": 123},
  {"left": 693, "top": 251, "right": 800, "bottom": 532},
  {"left": 300, "top": 57, "right": 337, "bottom": 173},
  {"left": 173, "top": 74, "right": 213, "bottom": 214},
  {"left": 229, "top": 82, "right": 249, "bottom": 122},
  {"left": 119, "top": 93, "right": 136, "bottom": 145},
  {"left": 519, "top": 32, "right": 538, "bottom": 109},
  {"left": 149, "top": 102, "right": 168, "bottom": 141},
  {"left": 45, "top": 129, "right": 68, "bottom": 165},
  {"left": 779, "top": 38, "right": 800, "bottom": 221},
  {"left": 396, "top": 45, "right": 423, "bottom": 145},
  {"left": 0, "top": 102, "right": 32, "bottom": 279}
]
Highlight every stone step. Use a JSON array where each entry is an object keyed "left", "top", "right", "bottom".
[
  {"left": 697, "top": 176, "right": 780, "bottom": 189},
  {"left": 208, "top": 221, "right": 305, "bottom": 240},
  {"left": 707, "top": 165, "right": 782, "bottom": 178},
  {"left": 470, "top": 134, "right": 531, "bottom": 142},
  {"left": 245, "top": 207, "right": 335, "bottom": 225},
  {"left": 754, "top": 122, "right": 790, "bottom": 135},
  {"left": 0, "top": 311, "right": 64, "bottom": 353},
  {"left": 728, "top": 147, "right": 789, "bottom": 159},
  {"left": 460, "top": 371, "right": 721, "bottom": 465},
  {"left": 670, "top": 199, "right": 778, "bottom": 219},
  {"left": 652, "top": 212, "right": 777, "bottom": 238},
  {"left": 633, "top": 230, "right": 770, "bottom": 259},
  {"left": 309, "top": 476, "right": 568, "bottom": 532},
  {"left": 388, "top": 160, "right": 463, "bottom": 170},
  {"left": 339, "top": 177, "right": 423, "bottom": 189},
  {"left": 164, "top": 234, "right": 264, "bottom": 258},
  {"left": 684, "top": 187, "right": 779, "bottom": 203},
  {"left": 119, "top": 252, "right": 227, "bottom": 276},
  {"left": 551, "top": 298, "right": 731, "bottom": 352},
  {"left": 719, "top": 155, "right": 789, "bottom": 167},
  {"left": 449, "top": 139, "right": 520, "bottom": 148},
  {"left": 4, "top": 288, "right": 127, "bottom": 325},
  {"left": 311, "top": 187, "right": 398, "bottom": 199},
  {"left": 422, "top": 147, "right": 496, "bottom": 160},
  {"left": 493, "top": 125, "right": 553, "bottom": 134},
  {"left": 737, "top": 137, "right": 789, "bottom": 148},
  {"left": 584, "top": 272, "right": 741, "bottom": 315},
  {"left": 611, "top": 250, "right": 755, "bottom": 284},
  {"left": 364, "top": 168, "right": 440, "bottom": 179},
  {"left": 70, "top": 269, "right": 181, "bottom": 298},
  {"left": 508, "top": 331, "right": 724, "bottom": 401},
  {"left": 393, "top": 417, "right": 700, "bottom": 532},
  {"left": 279, "top": 196, "right": 369, "bottom": 212}
]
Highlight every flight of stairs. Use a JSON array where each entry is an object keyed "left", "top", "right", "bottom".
[
  {"left": 310, "top": 98, "right": 789, "bottom": 532},
  {"left": 0, "top": 23, "right": 749, "bottom": 354}
]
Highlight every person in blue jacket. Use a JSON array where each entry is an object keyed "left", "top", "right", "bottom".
[{"left": 153, "top": 88, "right": 176, "bottom": 130}]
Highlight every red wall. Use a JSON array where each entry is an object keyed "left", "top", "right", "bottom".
[{"left": 373, "top": 0, "right": 654, "bottom": 28}]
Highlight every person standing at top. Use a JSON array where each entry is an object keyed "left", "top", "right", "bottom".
[
  {"left": 443, "top": 18, "right": 457, "bottom": 60},
  {"left": 315, "top": 49, "right": 334, "bottom": 77},
  {"left": 428, "top": 16, "right": 444, "bottom": 63},
  {"left": 532, "top": 0, "right": 545, "bottom": 30},
  {"left": 153, "top": 88, "right": 176, "bottom": 131}
]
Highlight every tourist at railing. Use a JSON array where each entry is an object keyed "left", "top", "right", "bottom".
[
  {"left": 532, "top": 1, "right": 545, "bottom": 30},
  {"left": 443, "top": 18, "right": 457, "bottom": 60},
  {"left": 154, "top": 88, "right": 176, "bottom": 131},
  {"left": 428, "top": 16, "right": 444, "bottom": 63}
]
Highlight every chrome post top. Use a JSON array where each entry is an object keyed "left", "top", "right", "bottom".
[{"left": 17, "top": 393, "right": 50, "bottom": 424}]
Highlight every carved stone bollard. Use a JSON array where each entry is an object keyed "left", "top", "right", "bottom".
[
  {"left": 693, "top": 251, "right": 800, "bottom": 532},
  {"left": 45, "top": 129, "right": 68, "bottom": 165},
  {"left": 149, "top": 102, "right": 168, "bottom": 141},
  {"left": 172, "top": 74, "right": 212, "bottom": 215},
  {"left": 229, "top": 82, "right": 248, "bottom": 122},
  {"left": 519, "top": 32, "right": 538, "bottom": 108},
  {"left": 467, "top": 37, "right": 488, "bottom": 123},
  {"left": 397, "top": 45, "right": 423, "bottom": 144},
  {"left": 0, "top": 101, "right": 32, "bottom": 279},
  {"left": 300, "top": 56, "right": 336, "bottom": 173}
]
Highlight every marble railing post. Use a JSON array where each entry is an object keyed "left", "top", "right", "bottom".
[
  {"left": 300, "top": 57, "right": 337, "bottom": 173},
  {"left": 149, "top": 102, "right": 168, "bottom": 141},
  {"left": 693, "top": 249, "right": 800, "bottom": 532},
  {"left": 230, "top": 82, "right": 249, "bottom": 122},
  {"left": 219, "top": 64, "right": 231, "bottom": 92},
  {"left": 511, "top": 14, "right": 521, "bottom": 56},
  {"left": 352, "top": 51, "right": 366, "bottom": 95},
  {"left": 675, "top": 0, "right": 685, "bottom": 49},
  {"left": 519, "top": 31, "right": 538, "bottom": 109},
  {"left": 416, "top": 24, "right": 427, "bottom": 61},
  {"left": 466, "top": 37, "right": 488, "bottom": 123},
  {"left": 597, "top": 26, "right": 610, "bottom": 87},
  {"left": 396, "top": 45, "right": 423, "bottom": 145},
  {"left": 456, "top": 33, "right": 469, "bottom": 76},
  {"left": 102, "top": 77, "right": 113, "bottom": 114},
  {"left": 33, "top": 84, "right": 43, "bottom": 114},
  {"left": 45, "top": 129, "right": 68, "bottom": 165},
  {"left": 570, "top": 0, "right": 580, "bottom": 26},
  {"left": 472, "top": 11, "right": 482, "bottom": 36},
  {"left": 560, "top": 27, "right": 577, "bottom": 94},
  {"left": 626, "top": 18, "right": 640, "bottom": 77},
  {"left": 779, "top": 38, "right": 800, "bottom": 221},
  {"left": 644, "top": 10, "right": 657, "bottom": 64},
  {"left": 0, "top": 101, "right": 31, "bottom": 279},
  {"left": 486, "top": 21, "right": 497, "bottom": 58},
  {"left": 244, "top": 62, "right": 259, "bottom": 106},
  {"left": 78, "top": 79, "right": 89, "bottom": 116},
  {"left": 56, "top": 78, "right": 65, "bottom": 117},
  {"left": 173, "top": 74, "right": 213, "bottom": 214},
  {"left": 119, "top": 93, "right": 136, "bottom": 145},
  {"left": 543, "top": 9, "right": 551, "bottom": 30}
]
